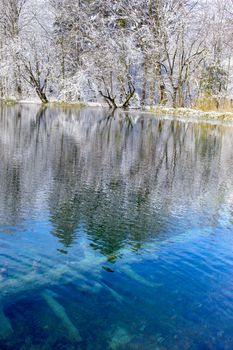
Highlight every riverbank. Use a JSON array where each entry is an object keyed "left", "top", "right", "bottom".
[
  {"left": 149, "top": 106, "right": 233, "bottom": 121},
  {"left": 1, "top": 98, "right": 233, "bottom": 122}
]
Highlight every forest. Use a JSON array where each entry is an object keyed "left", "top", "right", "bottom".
[{"left": 0, "top": 0, "right": 232, "bottom": 110}]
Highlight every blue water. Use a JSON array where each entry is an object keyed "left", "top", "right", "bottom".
[{"left": 0, "top": 105, "right": 233, "bottom": 349}]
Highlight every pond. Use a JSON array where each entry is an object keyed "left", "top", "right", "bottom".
[{"left": 0, "top": 104, "right": 233, "bottom": 349}]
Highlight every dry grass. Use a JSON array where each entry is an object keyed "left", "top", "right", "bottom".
[
  {"left": 0, "top": 98, "right": 17, "bottom": 105},
  {"left": 49, "top": 101, "right": 86, "bottom": 108},
  {"left": 193, "top": 96, "right": 233, "bottom": 113},
  {"left": 149, "top": 105, "right": 233, "bottom": 121}
]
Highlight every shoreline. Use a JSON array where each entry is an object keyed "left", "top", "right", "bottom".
[
  {"left": 150, "top": 106, "right": 233, "bottom": 122},
  {"left": 1, "top": 99, "right": 233, "bottom": 124}
]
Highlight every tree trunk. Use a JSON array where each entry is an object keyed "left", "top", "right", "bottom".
[
  {"left": 149, "top": 65, "right": 156, "bottom": 108},
  {"left": 141, "top": 62, "right": 148, "bottom": 108},
  {"left": 159, "top": 81, "right": 166, "bottom": 105},
  {"left": 172, "top": 87, "right": 178, "bottom": 108},
  {"left": 36, "top": 88, "right": 49, "bottom": 103},
  {"left": 99, "top": 90, "right": 117, "bottom": 109}
]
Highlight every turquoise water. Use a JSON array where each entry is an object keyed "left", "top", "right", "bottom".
[{"left": 0, "top": 105, "right": 233, "bottom": 349}]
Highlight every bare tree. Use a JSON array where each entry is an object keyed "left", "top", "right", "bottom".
[{"left": 0, "top": 0, "right": 232, "bottom": 109}]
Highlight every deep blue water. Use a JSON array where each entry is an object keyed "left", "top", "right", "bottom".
[{"left": 0, "top": 105, "right": 233, "bottom": 349}]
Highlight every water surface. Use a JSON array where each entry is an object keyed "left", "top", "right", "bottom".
[{"left": 0, "top": 105, "right": 233, "bottom": 349}]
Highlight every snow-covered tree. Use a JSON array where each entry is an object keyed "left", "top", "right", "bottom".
[{"left": 0, "top": 0, "right": 233, "bottom": 108}]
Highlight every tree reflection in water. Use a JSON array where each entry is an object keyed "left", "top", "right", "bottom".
[{"left": 0, "top": 104, "right": 232, "bottom": 258}]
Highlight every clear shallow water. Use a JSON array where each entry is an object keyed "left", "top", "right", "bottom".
[{"left": 0, "top": 105, "right": 233, "bottom": 350}]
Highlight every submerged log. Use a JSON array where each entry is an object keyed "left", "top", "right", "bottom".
[
  {"left": 0, "top": 304, "right": 13, "bottom": 339},
  {"left": 42, "top": 289, "right": 82, "bottom": 342},
  {"left": 0, "top": 250, "right": 106, "bottom": 302},
  {"left": 120, "top": 265, "right": 155, "bottom": 287}
]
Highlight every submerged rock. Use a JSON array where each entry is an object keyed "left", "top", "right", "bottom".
[{"left": 108, "top": 327, "right": 132, "bottom": 350}]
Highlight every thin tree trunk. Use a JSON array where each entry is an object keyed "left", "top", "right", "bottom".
[
  {"left": 172, "top": 87, "right": 178, "bottom": 108},
  {"left": 141, "top": 62, "right": 148, "bottom": 108},
  {"left": 149, "top": 65, "right": 156, "bottom": 108}
]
